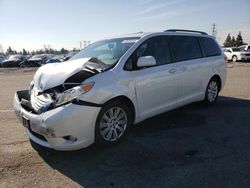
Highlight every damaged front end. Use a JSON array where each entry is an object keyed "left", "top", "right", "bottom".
[
  {"left": 19, "top": 87, "right": 54, "bottom": 114},
  {"left": 13, "top": 57, "right": 106, "bottom": 150},
  {"left": 19, "top": 57, "right": 107, "bottom": 114},
  {"left": 24, "top": 81, "right": 95, "bottom": 114}
]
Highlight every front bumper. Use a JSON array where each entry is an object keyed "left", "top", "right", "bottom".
[
  {"left": 238, "top": 56, "right": 250, "bottom": 61},
  {"left": 13, "top": 90, "right": 101, "bottom": 150}
]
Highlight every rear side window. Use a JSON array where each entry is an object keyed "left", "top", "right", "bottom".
[
  {"left": 200, "top": 37, "right": 221, "bottom": 57},
  {"left": 169, "top": 36, "right": 202, "bottom": 62}
]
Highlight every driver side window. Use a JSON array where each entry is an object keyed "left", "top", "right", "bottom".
[{"left": 124, "top": 36, "right": 172, "bottom": 70}]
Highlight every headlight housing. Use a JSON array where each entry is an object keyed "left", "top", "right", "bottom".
[{"left": 55, "top": 82, "right": 94, "bottom": 106}]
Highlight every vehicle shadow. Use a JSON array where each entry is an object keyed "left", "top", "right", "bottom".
[{"left": 32, "top": 96, "right": 250, "bottom": 187}]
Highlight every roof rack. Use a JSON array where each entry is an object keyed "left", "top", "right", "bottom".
[{"left": 165, "top": 29, "right": 208, "bottom": 35}]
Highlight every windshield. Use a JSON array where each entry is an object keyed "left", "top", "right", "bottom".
[
  {"left": 32, "top": 55, "right": 44, "bottom": 59},
  {"left": 232, "top": 48, "right": 241, "bottom": 52},
  {"left": 70, "top": 38, "right": 139, "bottom": 65},
  {"left": 8, "top": 55, "right": 22, "bottom": 60},
  {"left": 52, "top": 55, "right": 64, "bottom": 59}
]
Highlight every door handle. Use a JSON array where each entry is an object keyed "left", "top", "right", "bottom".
[
  {"left": 168, "top": 68, "right": 177, "bottom": 74},
  {"left": 179, "top": 66, "right": 187, "bottom": 72}
]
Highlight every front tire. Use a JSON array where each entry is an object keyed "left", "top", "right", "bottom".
[
  {"left": 204, "top": 78, "right": 219, "bottom": 104},
  {"left": 232, "top": 55, "right": 237, "bottom": 62},
  {"left": 95, "top": 100, "right": 132, "bottom": 146}
]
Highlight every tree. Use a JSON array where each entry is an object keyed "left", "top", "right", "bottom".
[
  {"left": 22, "top": 48, "right": 28, "bottom": 55},
  {"left": 60, "top": 48, "right": 68, "bottom": 54},
  {"left": 236, "top": 31, "right": 243, "bottom": 47},
  {"left": 223, "top": 33, "right": 232, "bottom": 47},
  {"left": 231, "top": 36, "right": 236, "bottom": 47},
  {"left": 6, "top": 46, "right": 14, "bottom": 55}
]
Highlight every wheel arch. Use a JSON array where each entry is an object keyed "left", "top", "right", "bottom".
[
  {"left": 102, "top": 95, "right": 136, "bottom": 123},
  {"left": 209, "top": 74, "right": 222, "bottom": 92},
  {"left": 232, "top": 54, "right": 238, "bottom": 61}
]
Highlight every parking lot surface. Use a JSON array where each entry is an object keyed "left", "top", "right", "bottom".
[{"left": 0, "top": 63, "right": 250, "bottom": 188}]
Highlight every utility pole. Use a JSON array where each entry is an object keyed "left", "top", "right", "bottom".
[
  {"left": 83, "top": 40, "right": 87, "bottom": 48},
  {"left": 212, "top": 23, "right": 217, "bottom": 39},
  {"left": 80, "top": 40, "right": 91, "bottom": 49}
]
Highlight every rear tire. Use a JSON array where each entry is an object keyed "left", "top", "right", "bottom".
[
  {"left": 204, "top": 78, "right": 219, "bottom": 104},
  {"left": 95, "top": 100, "right": 132, "bottom": 146}
]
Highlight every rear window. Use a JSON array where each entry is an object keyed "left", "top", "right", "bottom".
[
  {"left": 200, "top": 37, "right": 221, "bottom": 57},
  {"left": 169, "top": 36, "right": 202, "bottom": 62}
]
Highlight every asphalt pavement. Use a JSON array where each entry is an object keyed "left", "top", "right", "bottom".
[{"left": 0, "top": 63, "right": 250, "bottom": 188}]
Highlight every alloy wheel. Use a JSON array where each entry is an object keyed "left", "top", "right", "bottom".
[
  {"left": 99, "top": 107, "right": 127, "bottom": 141},
  {"left": 207, "top": 80, "right": 218, "bottom": 102}
]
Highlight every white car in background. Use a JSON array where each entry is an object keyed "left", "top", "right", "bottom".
[
  {"left": 14, "top": 29, "right": 227, "bottom": 150},
  {"left": 223, "top": 47, "right": 250, "bottom": 62},
  {"left": 239, "top": 45, "right": 250, "bottom": 52}
]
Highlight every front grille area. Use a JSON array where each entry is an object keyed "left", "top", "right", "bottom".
[{"left": 30, "top": 87, "right": 54, "bottom": 113}]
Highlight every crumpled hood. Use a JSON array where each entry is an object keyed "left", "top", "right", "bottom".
[{"left": 33, "top": 57, "right": 91, "bottom": 91}]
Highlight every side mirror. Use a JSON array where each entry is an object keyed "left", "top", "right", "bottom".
[{"left": 137, "top": 56, "right": 156, "bottom": 67}]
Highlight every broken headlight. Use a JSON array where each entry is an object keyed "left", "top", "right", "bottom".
[{"left": 54, "top": 82, "right": 94, "bottom": 106}]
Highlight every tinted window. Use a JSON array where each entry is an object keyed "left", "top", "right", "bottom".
[
  {"left": 200, "top": 37, "right": 221, "bottom": 56},
  {"left": 169, "top": 36, "right": 202, "bottom": 62},
  {"left": 125, "top": 36, "right": 172, "bottom": 70},
  {"left": 232, "top": 48, "right": 241, "bottom": 52}
]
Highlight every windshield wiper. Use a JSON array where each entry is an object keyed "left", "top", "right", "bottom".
[
  {"left": 84, "top": 64, "right": 103, "bottom": 73},
  {"left": 84, "top": 57, "right": 111, "bottom": 72},
  {"left": 88, "top": 57, "right": 106, "bottom": 65}
]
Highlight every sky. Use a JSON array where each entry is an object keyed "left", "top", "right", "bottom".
[{"left": 0, "top": 0, "right": 250, "bottom": 52}]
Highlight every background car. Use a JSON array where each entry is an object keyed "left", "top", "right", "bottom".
[
  {"left": 0, "top": 54, "right": 6, "bottom": 67},
  {"left": 238, "top": 44, "right": 250, "bottom": 52},
  {"left": 20, "top": 54, "right": 54, "bottom": 67},
  {"left": 223, "top": 47, "right": 250, "bottom": 62},
  {"left": 1, "top": 55, "right": 26, "bottom": 68},
  {"left": 63, "top": 51, "right": 78, "bottom": 61},
  {"left": 45, "top": 55, "right": 64, "bottom": 64}
]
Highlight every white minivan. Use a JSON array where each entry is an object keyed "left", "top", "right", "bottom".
[{"left": 14, "top": 29, "right": 227, "bottom": 150}]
